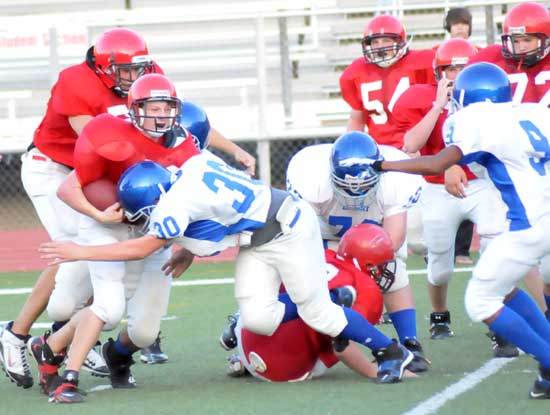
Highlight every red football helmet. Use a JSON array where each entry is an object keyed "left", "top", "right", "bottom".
[
  {"left": 337, "top": 224, "right": 396, "bottom": 292},
  {"left": 433, "top": 38, "right": 477, "bottom": 80},
  {"left": 128, "top": 74, "right": 181, "bottom": 137},
  {"left": 501, "top": 2, "right": 550, "bottom": 67},
  {"left": 362, "top": 15, "right": 408, "bottom": 67},
  {"left": 93, "top": 28, "right": 154, "bottom": 95}
]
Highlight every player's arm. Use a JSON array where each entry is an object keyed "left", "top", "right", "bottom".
[
  {"left": 335, "top": 342, "right": 377, "bottom": 378},
  {"left": 379, "top": 145, "right": 463, "bottom": 176},
  {"left": 403, "top": 79, "right": 452, "bottom": 153},
  {"left": 40, "top": 234, "right": 167, "bottom": 264},
  {"left": 346, "top": 109, "right": 365, "bottom": 132},
  {"left": 57, "top": 171, "right": 123, "bottom": 224},
  {"left": 207, "top": 128, "right": 256, "bottom": 176},
  {"left": 68, "top": 115, "right": 94, "bottom": 136}
]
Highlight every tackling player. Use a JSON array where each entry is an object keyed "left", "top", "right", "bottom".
[
  {"left": 285, "top": 132, "right": 429, "bottom": 373},
  {"left": 371, "top": 62, "right": 550, "bottom": 399}
]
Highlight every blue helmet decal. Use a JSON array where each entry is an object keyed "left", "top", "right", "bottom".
[{"left": 451, "top": 62, "right": 512, "bottom": 110}]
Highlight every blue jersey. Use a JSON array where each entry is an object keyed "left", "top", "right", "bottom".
[
  {"left": 443, "top": 101, "right": 550, "bottom": 231},
  {"left": 148, "top": 151, "right": 271, "bottom": 256}
]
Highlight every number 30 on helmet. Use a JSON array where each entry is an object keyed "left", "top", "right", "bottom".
[{"left": 337, "top": 224, "right": 396, "bottom": 292}]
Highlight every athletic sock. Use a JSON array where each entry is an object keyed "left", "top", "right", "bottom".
[{"left": 389, "top": 309, "right": 418, "bottom": 343}]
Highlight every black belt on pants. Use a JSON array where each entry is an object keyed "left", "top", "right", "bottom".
[{"left": 249, "top": 188, "right": 289, "bottom": 247}]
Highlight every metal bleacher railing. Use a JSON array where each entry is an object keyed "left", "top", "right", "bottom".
[{"left": 0, "top": 0, "right": 520, "bottom": 231}]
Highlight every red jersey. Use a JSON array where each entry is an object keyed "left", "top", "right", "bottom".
[
  {"left": 74, "top": 113, "right": 199, "bottom": 186},
  {"left": 468, "top": 44, "right": 550, "bottom": 106},
  {"left": 33, "top": 61, "right": 163, "bottom": 168},
  {"left": 239, "top": 249, "right": 383, "bottom": 382},
  {"left": 393, "top": 83, "right": 476, "bottom": 184},
  {"left": 339, "top": 49, "right": 436, "bottom": 149}
]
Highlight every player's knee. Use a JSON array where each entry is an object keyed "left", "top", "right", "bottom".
[
  {"left": 427, "top": 270, "right": 453, "bottom": 286},
  {"left": 91, "top": 300, "right": 125, "bottom": 331},
  {"left": 127, "top": 323, "right": 159, "bottom": 348},
  {"left": 239, "top": 301, "right": 281, "bottom": 336},
  {"left": 47, "top": 296, "right": 77, "bottom": 322},
  {"left": 464, "top": 282, "right": 493, "bottom": 322}
]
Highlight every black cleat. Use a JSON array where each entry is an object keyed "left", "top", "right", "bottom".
[
  {"left": 373, "top": 340, "right": 414, "bottom": 384},
  {"left": 430, "top": 311, "right": 454, "bottom": 340},
  {"left": 101, "top": 338, "right": 136, "bottom": 389},
  {"left": 486, "top": 331, "right": 519, "bottom": 358},
  {"left": 140, "top": 333, "right": 168, "bottom": 365},
  {"left": 530, "top": 366, "right": 550, "bottom": 399},
  {"left": 219, "top": 313, "right": 239, "bottom": 351},
  {"left": 403, "top": 338, "right": 430, "bottom": 373}
]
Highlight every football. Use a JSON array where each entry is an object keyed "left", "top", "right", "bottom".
[{"left": 82, "top": 178, "right": 119, "bottom": 211}]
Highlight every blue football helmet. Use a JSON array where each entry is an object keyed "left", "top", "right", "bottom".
[
  {"left": 330, "top": 131, "right": 383, "bottom": 210},
  {"left": 179, "top": 101, "right": 211, "bottom": 150},
  {"left": 451, "top": 62, "right": 512, "bottom": 112},
  {"left": 117, "top": 161, "right": 173, "bottom": 229}
]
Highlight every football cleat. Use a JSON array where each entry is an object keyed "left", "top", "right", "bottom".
[
  {"left": 219, "top": 313, "right": 239, "bottom": 351},
  {"left": 373, "top": 341, "right": 414, "bottom": 384},
  {"left": 226, "top": 354, "right": 248, "bottom": 378},
  {"left": 0, "top": 321, "right": 33, "bottom": 388},
  {"left": 486, "top": 331, "right": 519, "bottom": 358},
  {"left": 80, "top": 344, "right": 109, "bottom": 377},
  {"left": 49, "top": 374, "right": 86, "bottom": 404},
  {"left": 430, "top": 311, "right": 454, "bottom": 340},
  {"left": 101, "top": 338, "right": 136, "bottom": 388},
  {"left": 330, "top": 286, "right": 357, "bottom": 308},
  {"left": 27, "top": 334, "right": 65, "bottom": 395},
  {"left": 403, "top": 338, "right": 430, "bottom": 373},
  {"left": 140, "top": 333, "right": 168, "bottom": 364},
  {"left": 530, "top": 366, "right": 550, "bottom": 399}
]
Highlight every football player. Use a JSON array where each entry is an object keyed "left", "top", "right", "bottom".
[
  {"left": 373, "top": 62, "right": 550, "bottom": 399},
  {"left": 392, "top": 38, "right": 501, "bottom": 340},
  {"left": 340, "top": 14, "right": 435, "bottom": 149},
  {"left": 0, "top": 28, "right": 161, "bottom": 389},
  {"left": 285, "top": 131, "right": 429, "bottom": 373},
  {"left": 225, "top": 224, "right": 416, "bottom": 382}
]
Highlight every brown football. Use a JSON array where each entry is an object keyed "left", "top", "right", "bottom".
[{"left": 82, "top": 178, "right": 118, "bottom": 211}]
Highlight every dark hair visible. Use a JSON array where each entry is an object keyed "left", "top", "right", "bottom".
[{"left": 444, "top": 7, "right": 473, "bottom": 36}]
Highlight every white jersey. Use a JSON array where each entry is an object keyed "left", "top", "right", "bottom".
[
  {"left": 286, "top": 143, "right": 424, "bottom": 241},
  {"left": 148, "top": 151, "right": 271, "bottom": 256},
  {"left": 443, "top": 102, "right": 550, "bottom": 231}
]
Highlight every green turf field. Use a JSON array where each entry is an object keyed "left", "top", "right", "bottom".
[{"left": 0, "top": 257, "right": 548, "bottom": 414}]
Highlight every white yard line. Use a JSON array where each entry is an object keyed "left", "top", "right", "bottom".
[
  {"left": 402, "top": 357, "right": 518, "bottom": 415},
  {"left": 0, "top": 267, "right": 474, "bottom": 297}
]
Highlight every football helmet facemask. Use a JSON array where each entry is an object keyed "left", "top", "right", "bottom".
[
  {"left": 362, "top": 15, "right": 409, "bottom": 68},
  {"left": 501, "top": 2, "right": 550, "bottom": 67}
]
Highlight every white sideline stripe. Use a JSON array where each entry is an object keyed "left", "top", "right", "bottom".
[
  {"left": 0, "top": 268, "right": 474, "bottom": 296},
  {"left": 402, "top": 357, "right": 517, "bottom": 415},
  {"left": 0, "top": 315, "right": 179, "bottom": 330}
]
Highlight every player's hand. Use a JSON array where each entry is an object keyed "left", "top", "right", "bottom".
[
  {"left": 403, "top": 369, "right": 418, "bottom": 379},
  {"left": 435, "top": 78, "right": 454, "bottom": 111},
  {"left": 162, "top": 247, "right": 194, "bottom": 278},
  {"left": 234, "top": 148, "right": 256, "bottom": 177},
  {"left": 444, "top": 165, "right": 468, "bottom": 198},
  {"left": 95, "top": 202, "right": 124, "bottom": 224},
  {"left": 39, "top": 241, "right": 82, "bottom": 265}
]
